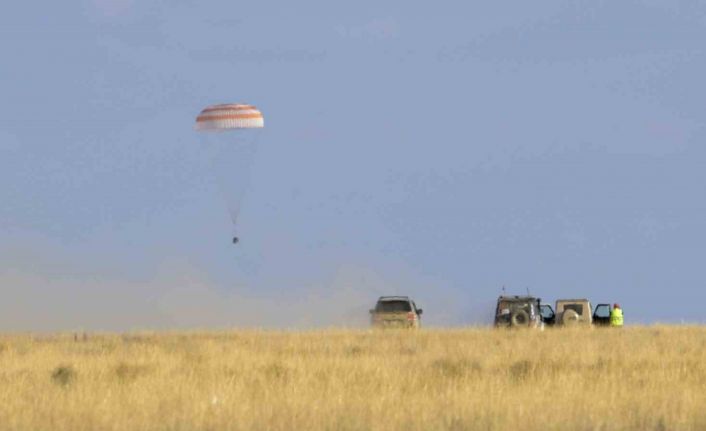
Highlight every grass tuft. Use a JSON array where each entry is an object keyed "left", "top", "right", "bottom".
[
  {"left": 51, "top": 365, "right": 75, "bottom": 387},
  {"left": 509, "top": 359, "right": 534, "bottom": 381},
  {"left": 114, "top": 362, "right": 151, "bottom": 383}
]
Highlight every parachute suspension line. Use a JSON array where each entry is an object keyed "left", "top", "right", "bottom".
[{"left": 205, "top": 135, "right": 260, "bottom": 234}]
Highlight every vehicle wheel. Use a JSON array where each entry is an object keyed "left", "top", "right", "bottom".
[
  {"left": 561, "top": 309, "right": 580, "bottom": 326},
  {"left": 510, "top": 310, "right": 530, "bottom": 327}
]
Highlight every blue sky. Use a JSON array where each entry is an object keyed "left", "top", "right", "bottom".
[{"left": 1, "top": 1, "right": 705, "bottom": 329}]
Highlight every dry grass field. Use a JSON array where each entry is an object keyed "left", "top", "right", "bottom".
[{"left": 0, "top": 326, "right": 704, "bottom": 431}]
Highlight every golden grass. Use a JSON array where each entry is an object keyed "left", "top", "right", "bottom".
[{"left": 0, "top": 326, "right": 704, "bottom": 430}]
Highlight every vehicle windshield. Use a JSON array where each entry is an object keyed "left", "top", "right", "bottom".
[{"left": 375, "top": 300, "right": 412, "bottom": 313}]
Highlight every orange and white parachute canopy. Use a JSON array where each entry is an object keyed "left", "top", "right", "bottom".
[{"left": 195, "top": 103, "right": 264, "bottom": 131}]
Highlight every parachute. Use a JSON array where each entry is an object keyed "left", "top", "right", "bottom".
[{"left": 195, "top": 104, "right": 264, "bottom": 244}]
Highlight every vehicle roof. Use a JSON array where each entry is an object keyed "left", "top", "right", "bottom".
[
  {"left": 377, "top": 296, "right": 411, "bottom": 301},
  {"left": 555, "top": 298, "right": 591, "bottom": 303},
  {"left": 497, "top": 295, "right": 539, "bottom": 302}
]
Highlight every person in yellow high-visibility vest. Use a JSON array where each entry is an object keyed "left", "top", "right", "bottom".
[{"left": 610, "top": 303, "right": 624, "bottom": 327}]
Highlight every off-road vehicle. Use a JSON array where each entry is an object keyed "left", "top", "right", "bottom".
[
  {"left": 369, "top": 296, "right": 423, "bottom": 329},
  {"left": 493, "top": 295, "right": 544, "bottom": 329},
  {"left": 540, "top": 300, "right": 614, "bottom": 327}
]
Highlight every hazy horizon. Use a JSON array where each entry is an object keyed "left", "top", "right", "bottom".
[{"left": 2, "top": 1, "right": 706, "bottom": 330}]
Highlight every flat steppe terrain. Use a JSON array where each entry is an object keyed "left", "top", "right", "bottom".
[{"left": 1, "top": 326, "right": 704, "bottom": 430}]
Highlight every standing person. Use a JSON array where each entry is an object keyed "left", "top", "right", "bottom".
[{"left": 610, "top": 303, "right": 624, "bottom": 327}]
